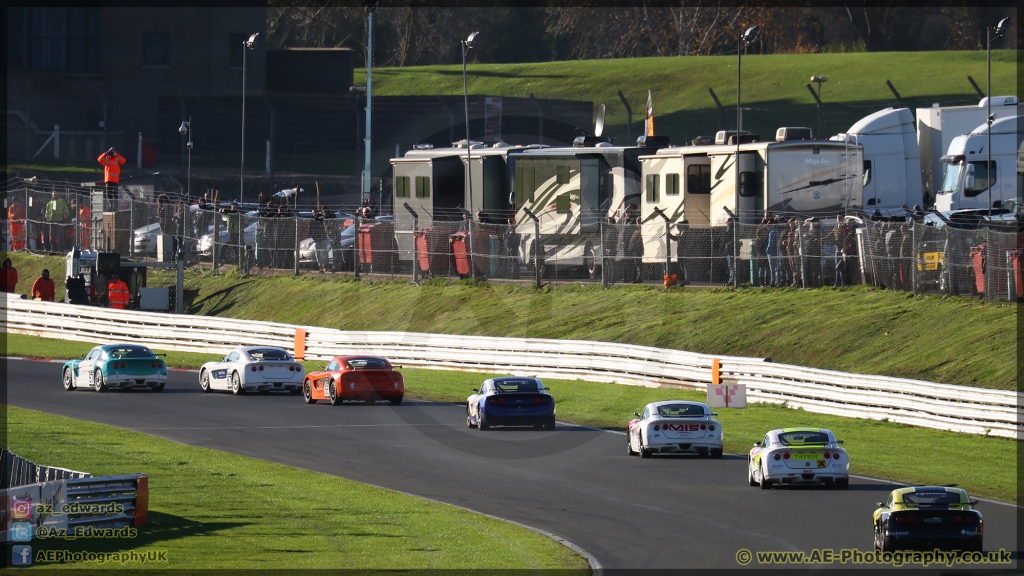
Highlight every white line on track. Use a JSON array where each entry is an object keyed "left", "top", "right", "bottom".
[{"left": 132, "top": 423, "right": 450, "bottom": 431}]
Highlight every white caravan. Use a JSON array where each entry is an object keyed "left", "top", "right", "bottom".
[
  {"left": 917, "top": 96, "right": 1019, "bottom": 200},
  {"left": 934, "top": 114, "right": 1021, "bottom": 212},
  {"left": 829, "top": 107, "right": 923, "bottom": 215}
]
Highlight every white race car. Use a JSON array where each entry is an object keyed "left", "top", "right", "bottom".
[
  {"left": 748, "top": 427, "right": 849, "bottom": 489},
  {"left": 627, "top": 401, "right": 723, "bottom": 458},
  {"left": 199, "top": 346, "right": 304, "bottom": 395}
]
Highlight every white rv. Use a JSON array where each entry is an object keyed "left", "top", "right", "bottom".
[
  {"left": 934, "top": 114, "right": 1021, "bottom": 212},
  {"left": 507, "top": 138, "right": 669, "bottom": 276},
  {"left": 916, "top": 96, "right": 1019, "bottom": 200},
  {"left": 830, "top": 107, "right": 923, "bottom": 215}
]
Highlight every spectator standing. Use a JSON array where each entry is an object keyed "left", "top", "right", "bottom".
[
  {"left": 97, "top": 148, "right": 127, "bottom": 206},
  {"left": 31, "top": 269, "right": 55, "bottom": 301},
  {"left": 766, "top": 218, "right": 780, "bottom": 287},
  {"left": 77, "top": 199, "right": 92, "bottom": 249},
  {"left": 803, "top": 218, "right": 822, "bottom": 287},
  {"left": 44, "top": 192, "right": 71, "bottom": 253},
  {"left": 2, "top": 258, "right": 18, "bottom": 293},
  {"left": 221, "top": 201, "right": 241, "bottom": 264},
  {"left": 787, "top": 218, "right": 801, "bottom": 287},
  {"left": 831, "top": 216, "right": 847, "bottom": 287},
  {"left": 8, "top": 198, "right": 26, "bottom": 251},
  {"left": 502, "top": 217, "right": 520, "bottom": 278},
  {"left": 755, "top": 215, "right": 771, "bottom": 286},
  {"left": 108, "top": 275, "right": 130, "bottom": 309},
  {"left": 723, "top": 218, "right": 736, "bottom": 286},
  {"left": 898, "top": 223, "right": 912, "bottom": 291}
]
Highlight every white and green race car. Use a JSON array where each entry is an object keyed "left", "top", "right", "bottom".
[{"left": 748, "top": 427, "right": 849, "bottom": 489}]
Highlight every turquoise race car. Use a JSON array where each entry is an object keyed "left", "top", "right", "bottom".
[{"left": 62, "top": 344, "right": 167, "bottom": 392}]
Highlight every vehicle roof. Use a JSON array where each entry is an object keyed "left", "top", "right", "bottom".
[
  {"left": 100, "top": 343, "right": 152, "bottom": 350},
  {"left": 893, "top": 486, "right": 969, "bottom": 498},
  {"left": 778, "top": 427, "right": 826, "bottom": 434},
  {"left": 844, "top": 107, "right": 914, "bottom": 136},
  {"left": 641, "top": 139, "right": 857, "bottom": 160},
  {"left": 235, "top": 346, "right": 289, "bottom": 353},
  {"left": 333, "top": 355, "right": 390, "bottom": 362},
  {"left": 488, "top": 376, "right": 542, "bottom": 384}
]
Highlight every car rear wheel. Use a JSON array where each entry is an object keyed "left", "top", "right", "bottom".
[
  {"left": 365, "top": 398, "right": 377, "bottom": 405},
  {"left": 627, "top": 432, "right": 638, "bottom": 456},
  {"left": 231, "top": 372, "right": 244, "bottom": 395},
  {"left": 93, "top": 369, "right": 107, "bottom": 392},
  {"left": 639, "top": 434, "right": 651, "bottom": 458},
  {"left": 478, "top": 412, "right": 489, "bottom": 431},
  {"left": 748, "top": 460, "right": 758, "bottom": 486},
  {"left": 466, "top": 407, "right": 476, "bottom": 428},
  {"left": 759, "top": 463, "right": 772, "bottom": 489},
  {"left": 389, "top": 396, "right": 403, "bottom": 406},
  {"left": 289, "top": 386, "right": 302, "bottom": 395},
  {"left": 303, "top": 380, "right": 316, "bottom": 404},
  {"left": 199, "top": 370, "right": 211, "bottom": 393},
  {"left": 710, "top": 448, "right": 723, "bottom": 458},
  {"left": 835, "top": 477, "right": 849, "bottom": 490},
  {"left": 151, "top": 382, "right": 165, "bottom": 392},
  {"left": 544, "top": 417, "right": 555, "bottom": 430},
  {"left": 329, "top": 380, "right": 342, "bottom": 406},
  {"left": 63, "top": 368, "right": 76, "bottom": 391}
]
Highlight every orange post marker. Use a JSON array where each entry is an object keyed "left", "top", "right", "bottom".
[
  {"left": 133, "top": 475, "right": 149, "bottom": 527},
  {"left": 711, "top": 358, "right": 721, "bottom": 385},
  {"left": 294, "top": 328, "right": 307, "bottom": 361}
]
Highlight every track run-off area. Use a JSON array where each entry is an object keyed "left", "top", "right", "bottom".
[{"left": 6, "top": 359, "right": 1018, "bottom": 569}]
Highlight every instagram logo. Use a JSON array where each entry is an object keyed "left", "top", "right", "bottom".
[{"left": 11, "top": 497, "right": 32, "bottom": 519}]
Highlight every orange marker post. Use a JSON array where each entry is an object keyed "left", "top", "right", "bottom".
[{"left": 294, "top": 328, "right": 307, "bottom": 361}]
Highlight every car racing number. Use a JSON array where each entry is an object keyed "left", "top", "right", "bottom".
[{"left": 213, "top": 369, "right": 228, "bottom": 380}]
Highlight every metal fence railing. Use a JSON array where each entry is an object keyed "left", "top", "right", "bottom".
[
  {"left": 4, "top": 178, "right": 1020, "bottom": 300},
  {"left": 1, "top": 448, "right": 91, "bottom": 489}
]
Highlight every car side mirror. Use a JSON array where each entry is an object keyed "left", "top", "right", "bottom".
[
  {"left": 837, "top": 440, "right": 844, "bottom": 444},
  {"left": 969, "top": 500, "right": 979, "bottom": 506},
  {"left": 965, "top": 174, "right": 976, "bottom": 190},
  {"left": 634, "top": 412, "right": 641, "bottom": 417},
  {"left": 472, "top": 389, "right": 479, "bottom": 393},
  {"left": 753, "top": 442, "right": 759, "bottom": 447},
  {"left": 710, "top": 412, "right": 718, "bottom": 416},
  {"left": 876, "top": 502, "right": 883, "bottom": 508},
  {"left": 393, "top": 365, "right": 402, "bottom": 369},
  {"left": 81, "top": 354, "right": 86, "bottom": 359},
  {"left": 319, "top": 365, "right": 325, "bottom": 371}
]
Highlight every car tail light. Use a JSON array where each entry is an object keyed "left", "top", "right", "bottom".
[
  {"left": 700, "top": 424, "right": 707, "bottom": 430},
  {"left": 259, "top": 365, "right": 264, "bottom": 371},
  {"left": 251, "top": 366, "right": 257, "bottom": 372},
  {"left": 824, "top": 452, "right": 831, "bottom": 459},
  {"left": 954, "top": 516, "right": 962, "bottom": 523},
  {"left": 150, "top": 362, "right": 156, "bottom": 368},
  {"left": 540, "top": 396, "right": 548, "bottom": 404},
  {"left": 289, "top": 366, "right": 295, "bottom": 372},
  {"left": 709, "top": 424, "right": 715, "bottom": 431},
  {"left": 498, "top": 397, "right": 505, "bottom": 405},
  {"left": 783, "top": 452, "right": 790, "bottom": 460},
  {"left": 773, "top": 453, "right": 781, "bottom": 460},
  {"left": 906, "top": 515, "right": 915, "bottom": 524},
  {"left": 895, "top": 516, "right": 904, "bottom": 524},
  {"left": 653, "top": 424, "right": 660, "bottom": 431},
  {"left": 965, "top": 516, "right": 974, "bottom": 524},
  {"left": 121, "top": 362, "right": 127, "bottom": 369}
]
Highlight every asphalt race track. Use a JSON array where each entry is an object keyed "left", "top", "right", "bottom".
[{"left": 6, "top": 359, "right": 1018, "bottom": 569}]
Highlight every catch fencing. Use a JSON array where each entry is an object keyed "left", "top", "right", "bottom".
[
  {"left": 1, "top": 448, "right": 91, "bottom": 489},
  {"left": 3, "top": 296, "right": 1019, "bottom": 439},
  {"left": 4, "top": 177, "right": 1020, "bottom": 301}
]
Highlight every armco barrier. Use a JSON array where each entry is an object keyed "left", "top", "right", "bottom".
[{"left": 2, "top": 295, "right": 1020, "bottom": 439}]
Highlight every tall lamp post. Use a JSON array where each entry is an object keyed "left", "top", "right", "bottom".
[
  {"left": 986, "top": 17, "right": 1008, "bottom": 223},
  {"left": 808, "top": 75, "right": 829, "bottom": 138},
  {"left": 734, "top": 25, "right": 759, "bottom": 289},
  {"left": 178, "top": 118, "right": 192, "bottom": 198},
  {"left": 462, "top": 31, "right": 480, "bottom": 215},
  {"left": 240, "top": 32, "right": 260, "bottom": 206}
]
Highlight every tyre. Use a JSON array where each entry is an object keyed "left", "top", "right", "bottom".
[
  {"left": 231, "top": 372, "right": 244, "bottom": 395},
  {"left": 585, "top": 243, "right": 599, "bottom": 279},
  {"left": 93, "top": 369, "right": 107, "bottom": 392},
  {"left": 748, "top": 460, "right": 758, "bottom": 486},
  {"left": 151, "top": 382, "right": 165, "bottom": 392},
  {"left": 835, "top": 477, "right": 849, "bottom": 490},
  {"left": 63, "top": 368, "right": 76, "bottom": 391},
  {"left": 544, "top": 417, "right": 555, "bottom": 430},
  {"left": 329, "top": 380, "right": 342, "bottom": 406},
  {"left": 303, "top": 380, "right": 316, "bottom": 404},
  {"left": 199, "top": 369, "right": 211, "bottom": 393},
  {"left": 466, "top": 407, "right": 476, "bottom": 428},
  {"left": 759, "top": 463, "right": 772, "bottom": 489},
  {"left": 627, "top": 433, "right": 638, "bottom": 456},
  {"left": 389, "top": 396, "right": 403, "bottom": 406},
  {"left": 710, "top": 448, "right": 723, "bottom": 458},
  {"left": 478, "top": 412, "right": 489, "bottom": 431},
  {"left": 289, "top": 386, "right": 302, "bottom": 395},
  {"left": 639, "top": 434, "right": 651, "bottom": 458},
  {"left": 365, "top": 398, "right": 377, "bottom": 405}
]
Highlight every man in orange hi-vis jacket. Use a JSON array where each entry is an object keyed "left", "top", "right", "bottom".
[
  {"left": 78, "top": 202, "right": 92, "bottom": 249},
  {"left": 7, "top": 198, "right": 26, "bottom": 250},
  {"left": 98, "top": 147, "right": 127, "bottom": 204},
  {"left": 108, "top": 276, "right": 130, "bottom": 309}
]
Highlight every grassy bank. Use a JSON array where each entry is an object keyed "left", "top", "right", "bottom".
[
  {"left": 5, "top": 334, "right": 1017, "bottom": 503},
  {"left": 5, "top": 406, "right": 587, "bottom": 569},
  {"left": 5, "top": 252, "right": 1016, "bottom": 390}
]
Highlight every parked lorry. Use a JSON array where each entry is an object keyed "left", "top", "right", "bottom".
[{"left": 934, "top": 114, "right": 1021, "bottom": 212}]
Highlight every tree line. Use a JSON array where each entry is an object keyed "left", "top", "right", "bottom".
[{"left": 267, "top": 5, "right": 1015, "bottom": 66}]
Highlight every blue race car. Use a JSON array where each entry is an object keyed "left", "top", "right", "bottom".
[
  {"left": 466, "top": 376, "right": 555, "bottom": 430},
  {"left": 62, "top": 344, "right": 167, "bottom": 392}
]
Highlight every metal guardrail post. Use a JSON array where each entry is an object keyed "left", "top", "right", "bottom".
[
  {"left": 176, "top": 248, "right": 185, "bottom": 314},
  {"left": 523, "top": 207, "right": 540, "bottom": 288},
  {"left": 353, "top": 216, "right": 361, "bottom": 279},
  {"left": 212, "top": 205, "right": 220, "bottom": 271}
]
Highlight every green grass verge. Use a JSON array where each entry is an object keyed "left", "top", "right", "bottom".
[
  {"left": 5, "top": 334, "right": 1017, "bottom": 504},
  {"left": 5, "top": 253, "right": 1016, "bottom": 390},
  {"left": 4, "top": 405, "right": 587, "bottom": 570},
  {"left": 356, "top": 50, "right": 1017, "bottom": 144}
]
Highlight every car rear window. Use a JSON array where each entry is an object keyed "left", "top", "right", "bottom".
[
  {"left": 494, "top": 380, "right": 540, "bottom": 393},
  {"left": 778, "top": 431, "right": 829, "bottom": 445},
  {"left": 346, "top": 358, "right": 389, "bottom": 369},
  {"left": 903, "top": 491, "right": 963, "bottom": 505},
  {"left": 656, "top": 404, "right": 706, "bottom": 417},
  {"left": 107, "top": 346, "right": 154, "bottom": 358},
  {"left": 248, "top": 348, "right": 291, "bottom": 361}
]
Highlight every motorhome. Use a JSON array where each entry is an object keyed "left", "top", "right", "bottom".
[
  {"left": 917, "top": 96, "right": 1019, "bottom": 200},
  {"left": 934, "top": 114, "right": 1021, "bottom": 212},
  {"left": 391, "top": 142, "right": 535, "bottom": 263},
  {"left": 829, "top": 107, "right": 923, "bottom": 215},
  {"left": 507, "top": 137, "right": 669, "bottom": 277}
]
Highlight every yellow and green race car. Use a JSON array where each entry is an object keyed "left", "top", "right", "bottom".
[
  {"left": 873, "top": 486, "right": 983, "bottom": 552},
  {"left": 747, "top": 427, "right": 849, "bottom": 489}
]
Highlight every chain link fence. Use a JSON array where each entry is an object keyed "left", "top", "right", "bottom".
[{"left": 4, "top": 178, "right": 1020, "bottom": 301}]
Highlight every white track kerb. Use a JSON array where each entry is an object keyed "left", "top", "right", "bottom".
[{"left": 3, "top": 296, "right": 1020, "bottom": 440}]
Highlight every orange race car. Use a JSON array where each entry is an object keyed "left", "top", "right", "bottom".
[{"left": 302, "top": 356, "right": 404, "bottom": 406}]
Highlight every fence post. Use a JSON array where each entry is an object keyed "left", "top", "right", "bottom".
[
  {"left": 404, "top": 203, "right": 419, "bottom": 283},
  {"left": 212, "top": 203, "right": 220, "bottom": 271},
  {"left": 293, "top": 215, "right": 299, "bottom": 276},
  {"left": 353, "top": 216, "right": 360, "bottom": 279},
  {"left": 522, "top": 208, "right": 540, "bottom": 288},
  {"left": 137, "top": 132, "right": 142, "bottom": 169}
]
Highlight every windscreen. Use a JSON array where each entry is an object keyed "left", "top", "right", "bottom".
[
  {"left": 248, "top": 348, "right": 291, "bottom": 361},
  {"left": 938, "top": 162, "right": 962, "bottom": 194},
  {"left": 107, "top": 346, "right": 154, "bottom": 358},
  {"left": 778, "top": 431, "right": 829, "bottom": 445},
  {"left": 346, "top": 358, "right": 389, "bottom": 369},
  {"left": 494, "top": 380, "right": 540, "bottom": 393},
  {"left": 656, "top": 404, "right": 706, "bottom": 417},
  {"left": 902, "top": 491, "right": 962, "bottom": 506}
]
